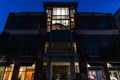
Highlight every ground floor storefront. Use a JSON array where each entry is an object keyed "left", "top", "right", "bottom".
[{"left": 0, "top": 62, "right": 120, "bottom": 80}]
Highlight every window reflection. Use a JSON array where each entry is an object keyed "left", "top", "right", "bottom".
[{"left": 52, "top": 20, "right": 70, "bottom": 30}]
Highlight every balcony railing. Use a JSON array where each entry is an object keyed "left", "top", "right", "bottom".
[{"left": 75, "top": 29, "right": 119, "bottom": 35}]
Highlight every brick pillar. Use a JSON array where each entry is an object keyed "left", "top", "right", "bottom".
[{"left": 11, "top": 63, "right": 20, "bottom": 80}]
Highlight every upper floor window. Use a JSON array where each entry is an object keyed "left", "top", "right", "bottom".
[
  {"left": 117, "top": 15, "right": 120, "bottom": 27},
  {"left": 83, "top": 37, "right": 99, "bottom": 56},
  {"left": 100, "top": 37, "right": 111, "bottom": 47},
  {"left": 80, "top": 19, "right": 93, "bottom": 29},
  {"left": 49, "top": 41, "right": 72, "bottom": 53},
  {"left": 53, "top": 8, "right": 69, "bottom": 15},
  {"left": 97, "top": 19, "right": 110, "bottom": 29},
  {"left": 117, "top": 15, "right": 120, "bottom": 23}
]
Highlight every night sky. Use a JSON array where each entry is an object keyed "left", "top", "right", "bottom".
[{"left": 0, "top": 0, "right": 120, "bottom": 33}]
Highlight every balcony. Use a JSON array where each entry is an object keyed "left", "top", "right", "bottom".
[
  {"left": 75, "top": 29, "right": 119, "bottom": 35},
  {"left": 5, "top": 29, "right": 46, "bottom": 35}
]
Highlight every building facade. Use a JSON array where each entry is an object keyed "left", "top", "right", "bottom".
[
  {"left": 0, "top": 2, "right": 120, "bottom": 80},
  {"left": 114, "top": 8, "right": 120, "bottom": 29}
]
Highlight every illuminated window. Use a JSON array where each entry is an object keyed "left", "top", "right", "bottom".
[
  {"left": 50, "top": 41, "right": 72, "bottom": 53},
  {"left": 0, "top": 64, "right": 14, "bottom": 80},
  {"left": 53, "top": 8, "right": 69, "bottom": 15},
  {"left": 18, "top": 64, "right": 35, "bottom": 80}
]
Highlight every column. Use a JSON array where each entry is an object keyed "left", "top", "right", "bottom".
[
  {"left": 102, "top": 62, "right": 110, "bottom": 80},
  {"left": 11, "top": 63, "right": 20, "bottom": 80},
  {"left": 34, "top": 60, "right": 43, "bottom": 80},
  {"left": 70, "top": 61, "right": 76, "bottom": 80},
  {"left": 47, "top": 61, "right": 52, "bottom": 80}
]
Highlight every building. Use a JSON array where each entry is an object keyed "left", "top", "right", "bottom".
[
  {"left": 0, "top": 2, "right": 120, "bottom": 80},
  {"left": 114, "top": 8, "right": 120, "bottom": 28}
]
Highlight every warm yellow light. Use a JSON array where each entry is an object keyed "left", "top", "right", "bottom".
[
  {"left": 47, "top": 18, "right": 51, "bottom": 21},
  {"left": 71, "top": 18, "right": 74, "bottom": 22}
]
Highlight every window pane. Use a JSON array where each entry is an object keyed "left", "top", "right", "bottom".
[
  {"left": 83, "top": 38, "right": 99, "bottom": 56},
  {"left": 50, "top": 41, "right": 72, "bottom": 53},
  {"left": 80, "top": 19, "right": 93, "bottom": 29},
  {"left": 0, "top": 66, "right": 5, "bottom": 80},
  {"left": 53, "top": 8, "right": 69, "bottom": 15},
  {"left": 97, "top": 19, "right": 110, "bottom": 29},
  {"left": 52, "top": 20, "right": 70, "bottom": 30},
  {"left": 100, "top": 37, "right": 111, "bottom": 47}
]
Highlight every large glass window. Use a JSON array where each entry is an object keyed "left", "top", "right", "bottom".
[
  {"left": 0, "top": 64, "right": 14, "bottom": 80},
  {"left": 52, "top": 20, "right": 70, "bottom": 30},
  {"left": 53, "top": 8, "right": 69, "bottom": 15},
  {"left": 100, "top": 37, "right": 111, "bottom": 47},
  {"left": 50, "top": 41, "right": 72, "bottom": 53},
  {"left": 80, "top": 19, "right": 93, "bottom": 29},
  {"left": 52, "top": 8, "right": 70, "bottom": 31},
  {"left": 107, "top": 63, "right": 120, "bottom": 80},
  {"left": 18, "top": 64, "right": 35, "bottom": 80},
  {"left": 46, "top": 7, "right": 76, "bottom": 32},
  {"left": 83, "top": 38, "right": 99, "bottom": 57},
  {"left": 97, "top": 19, "right": 110, "bottom": 29},
  {"left": 0, "top": 66, "right": 5, "bottom": 80}
]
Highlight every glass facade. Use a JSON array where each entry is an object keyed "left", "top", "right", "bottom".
[
  {"left": 2, "top": 2, "right": 119, "bottom": 80},
  {"left": 18, "top": 64, "right": 35, "bottom": 80},
  {"left": 0, "top": 64, "right": 14, "bottom": 80},
  {"left": 46, "top": 7, "right": 75, "bottom": 32},
  {"left": 88, "top": 70, "right": 105, "bottom": 80},
  {"left": 50, "top": 41, "right": 71, "bottom": 53},
  {"left": 83, "top": 37, "right": 99, "bottom": 56},
  {"left": 107, "top": 63, "right": 120, "bottom": 80},
  {"left": 110, "top": 71, "right": 120, "bottom": 80},
  {"left": 100, "top": 37, "right": 111, "bottom": 47},
  {"left": 53, "top": 8, "right": 69, "bottom": 15},
  {"left": 11, "top": 17, "right": 41, "bottom": 29},
  {"left": 97, "top": 19, "right": 110, "bottom": 29},
  {"left": 79, "top": 19, "right": 93, "bottom": 29}
]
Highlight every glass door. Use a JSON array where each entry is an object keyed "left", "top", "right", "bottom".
[{"left": 52, "top": 62, "right": 70, "bottom": 80}]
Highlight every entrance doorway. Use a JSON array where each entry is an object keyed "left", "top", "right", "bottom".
[{"left": 52, "top": 62, "right": 70, "bottom": 80}]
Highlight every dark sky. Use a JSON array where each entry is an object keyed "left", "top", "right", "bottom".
[{"left": 0, "top": 0, "right": 120, "bottom": 33}]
